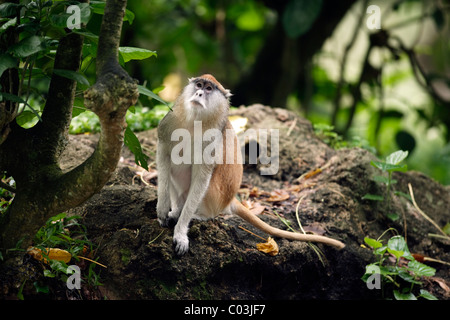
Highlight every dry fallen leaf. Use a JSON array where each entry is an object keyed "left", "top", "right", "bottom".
[
  {"left": 249, "top": 202, "right": 266, "bottom": 215},
  {"left": 27, "top": 247, "right": 72, "bottom": 264},
  {"left": 256, "top": 237, "right": 279, "bottom": 256},
  {"left": 241, "top": 199, "right": 266, "bottom": 215},
  {"left": 265, "top": 189, "right": 290, "bottom": 202}
]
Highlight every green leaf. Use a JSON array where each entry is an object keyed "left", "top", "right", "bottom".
[
  {"left": 387, "top": 248, "right": 404, "bottom": 260},
  {"left": 364, "top": 237, "right": 382, "bottom": 249},
  {"left": 0, "top": 53, "right": 17, "bottom": 77},
  {"left": 397, "top": 268, "right": 422, "bottom": 284},
  {"left": 118, "top": 47, "right": 156, "bottom": 63},
  {"left": 362, "top": 194, "right": 384, "bottom": 201},
  {"left": 370, "top": 160, "right": 407, "bottom": 172},
  {"left": 0, "top": 2, "right": 23, "bottom": 18},
  {"left": 53, "top": 69, "right": 90, "bottom": 86},
  {"left": 442, "top": 222, "right": 450, "bottom": 235},
  {"left": 282, "top": 0, "right": 323, "bottom": 38},
  {"left": 408, "top": 260, "right": 436, "bottom": 277},
  {"left": 387, "top": 235, "right": 413, "bottom": 260},
  {"left": 124, "top": 127, "right": 149, "bottom": 171},
  {"left": 419, "top": 289, "right": 438, "bottom": 300},
  {"left": 43, "top": 269, "right": 56, "bottom": 278},
  {"left": 394, "top": 290, "right": 417, "bottom": 300},
  {"left": 8, "top": 35, "right": 46, "bottom": 58},
  {"left": 386, "top": 150, "right": 408, "bottom": 165},
  {"left": 386, "top": 212, "right": 400, "bottom": 221},
  {"left": 138, "top": 85, "right": 168, "bottom": 106}
]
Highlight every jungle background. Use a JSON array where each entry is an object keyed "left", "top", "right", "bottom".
[{"left": 84, "top": 0, "right": 449, "bottom": 185}]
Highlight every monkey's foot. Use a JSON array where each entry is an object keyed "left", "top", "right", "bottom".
[{"left": 173, "top": 233, "right": 189, "bottom": 256}]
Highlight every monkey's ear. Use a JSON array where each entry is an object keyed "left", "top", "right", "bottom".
[
  {"left": 188, "top": 77, "right": 196, "bottom": 83},
  {"left": 225, "top": 89, "right": 232, "bottom": 98}
]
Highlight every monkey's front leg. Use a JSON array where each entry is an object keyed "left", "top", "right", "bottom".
[
  {"left": 156, "top": 141, "right": 172, "bottom": 226},
  {"left": 173, "top": 163, "right": 214, "bottom": 255}
]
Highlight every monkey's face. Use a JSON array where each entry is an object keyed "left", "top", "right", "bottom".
[
  {"left": 187, "top": 79, "right": 215, "bottom": 109},
  {"left": 187, "top": 78, "right": 229, "bottom": 110}
]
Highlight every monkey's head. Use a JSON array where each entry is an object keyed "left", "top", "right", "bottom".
[{"left": 181, "top": 74, "right": 232, "bottom": 121}]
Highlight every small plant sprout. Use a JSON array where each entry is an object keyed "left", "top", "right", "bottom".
[{"left": 363, "top": 150, "right": 409, "bottom": 221}]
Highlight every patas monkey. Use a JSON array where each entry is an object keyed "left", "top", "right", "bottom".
[{"left": 157, "top": 74, "right": 345, "bottom": 255}]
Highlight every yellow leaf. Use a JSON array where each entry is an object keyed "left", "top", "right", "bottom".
[
  {"left": 256, "top": 237, "right": 279, "bottom": 256},
  {"left": 27, "top": 247, "right": 72, "bottom": 264}
]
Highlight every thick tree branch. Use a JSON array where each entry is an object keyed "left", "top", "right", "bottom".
[
  {"left": 0, "top": 0, "right": 138, "bottom": 250},
  {"left": 37, "top": 32, "right": 84, "bottom": 161}
]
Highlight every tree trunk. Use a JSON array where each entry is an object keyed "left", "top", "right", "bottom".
[{"left": 0, "top": 0, "right": 138, "bottom": 252}]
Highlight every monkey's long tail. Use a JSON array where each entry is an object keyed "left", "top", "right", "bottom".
[{"left": 231, "top": 199, "right": 345, "bottom": 250}]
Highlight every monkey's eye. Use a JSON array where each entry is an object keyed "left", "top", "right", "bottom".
[
  {"left": 205, "top": 86, "right": 212, "bottom": 92},
  {"left": 196, "top": 82, "right": 202, "bottom": 89}
]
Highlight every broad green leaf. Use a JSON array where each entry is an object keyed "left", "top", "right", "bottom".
[
  {"left": 370, "top": 160, "right": 407, "bottom": 172},
  {"left": 53, "top": 69, "right": 90, "bottom": 86},
  {"left": 0, "top": 53, "right": 17, "bottom": 77},
  {"left": 138, "top": 85, "right": 168, "bottom": 106},
  {"left": 397, "top": 268, "right": 422, "bottom": 284},
  {"left": 387, "top": 248, "right": 404, "bottom": 260},
  {"left": 387, "top": 235, "right": 413, "bottom": 260},
  {"left": 0, "top": 2, "right": 23, "bottom": 18},
  {"left": 119, "top": 47, "right": 157, "bottom": 63},
  {"left": 394, "top": 290, "right": 417, "bottom": 300},
  {"left": 0, "top": 17, "right": 17, "bottom": 33},
  {"left": 362, "top": 194, "right": 384, "bottom": 201},
  {"left": 419, "top": 289, "right": 438, "bottom": 300},
  {"left": 124, "top": 126, "right": 149, "bottom": 171},
  {"left": 282, "top": 0, "right": 323, "bottom": 38},
  {"left": 408, "top": 260, "right": 436, "bottom": 277},
  {"left": 386, "top": 150, "right": 408, "bottom": 165},
  {"left": 8, "top": 35, "right": 46, "bottom": 58},
  {"left": 16, "top": 110, "right": 38, "bottom": 128}
]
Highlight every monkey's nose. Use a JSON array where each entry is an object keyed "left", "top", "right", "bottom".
[{"left": 196, "top": 90, "right": 204, "bottom": 97}]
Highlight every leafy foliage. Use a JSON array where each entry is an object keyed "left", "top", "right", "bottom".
[
  {"left": 362, "top": 232, "right": 437, "bottom": 300},
  {"left": 25, "top": 212, "right": 103, "bottom": 298},
  {"left": 0, "top": 0, "right": 165, "bottom": 171}
]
